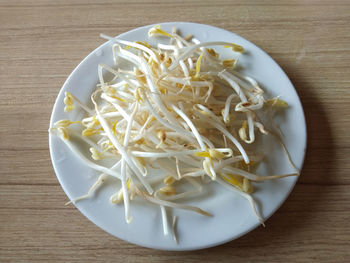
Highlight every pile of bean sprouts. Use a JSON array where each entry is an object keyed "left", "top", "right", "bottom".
[{"left": 49, "top": 25, "right": 299, "bottom": 243}]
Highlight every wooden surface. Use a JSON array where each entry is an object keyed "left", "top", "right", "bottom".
[{"left": 1, "top": 0, "right": 349, "bottom": 262}]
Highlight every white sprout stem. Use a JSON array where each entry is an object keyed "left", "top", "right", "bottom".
[
  {"left": 139, "top": 58, "right": 181, "bottom": 126},
  {"left": 173, "top": 32, "right": 192, "bottom": 47},
  {"left": 171, "top": 155, "right": 204, "bottom": 174},
  {"left": 174, "top": 37, "right": 192, "bottom": 78},
  {"left": 236, "top": 99, "right": 264, "bottom": 112},
  {"left": 114, "top": 44, "right": 142, "bottom": 65},
  {"left": 174, "top": 33, "right": 184, "bottom": 48},
  {"left": 221, "top": 166, "right": 297, "bottom": 182},
  {"left": 137, "top": 114, "right": 154, "bottom": 135},
  {"left": 187, "top": 57, "right": 194, "bottom": 70},
  {"left": 157, "top": 43, "right": 178, "bottom": 51},
  {"left": 142, "top": 89, "right": 212, "bottom": 147},
  {"left": 179, "top": 60, "right": 190, "bottom": 79},
  {"left": 232, "top": 71, "right": 263, "bottom": 93},
  {"left": 109, "top": 80, "right": 127, "bottom": 88},
  {"left": 176, "top": 83, "right": 186, "bottom": 95},
  {"left": 246, "top": 111, "right": 255, "bottom": 144},
  {"left": 255, "top": 122, "right": 268, "bottom": 135},
  {"left": 166, "top": 78, "right": 213, "bottom": 102},
  {"left": 223, "top": 93, "right": 236, "bottom": 123},
  {"left": 117, "top": 73, "right": 142, "bottom": 89},
  {"left": 171, "top": 104, "right": 217, "bottom": 178},
  {"left": 172, "top": 216, "right": 178, "bottom": 244},
  {"left": 165, "top": 76, "right": 211, "bottom": 87},
  {"left": 101, "top": 94, "right": 161, "bottom": 146},
  {"left": 69, "top": 93, "right": 94, "bottom": 115},
  {"left": 193, "top": 111, "right": 249, "bottom": 163},
  {"left": 215, "top": 176, "right": 264, "bottom": 225},
  {"left": 183, "top": 156, "right": 245, "bottom": 177},
  {"left": 194, "top": 104, "right": 224, "bottom": 125},
  {"left": 58, "top": 136, "right": 122, "bottom": 179},
  {"left": 68, "top": 130, "right": 102, "bottom": 151},
  {"left": 218, "top": 70, "right": 248, "bottom": 102},
  {"left": 131, "top": 149, "right": 201, "bottom": 158},
  {"left": 227, "top": 72, "right": 256, "bottom": 92},
  {"left": 138, "top": 145, "right": 206, "bottom": 170},
  {"left": 157, "top": 188, "right": 203, "bottom": 202},
  {"left": 123, "top": 103, "right": 138, "bottom": 146},
  {"left": 218, "top": 70, "right": 256, "bottom": 143},
  {"left": 66, "top": 174, "right": 108, "bottom": 205},
  {"left": 140, "top": 193, "right": 212, "bottom": 217},
  {"left": 175, "top": 157, "right": 181, "bottom": 178},
  {"left": 128, "top": 175, "right": 165, "bottom": 195},
  {"left": 121, "top": 103, "right": 138, "bottom": 224},
  {"left": 268, "top": 129, "right": 300, "bottom": 175},
  {"left": 223, "top": 134, "right": 228, "bottom": 148},
  {"left": 171, "top": 105, "right": 206, "bottom": 150},
  {"left": 92, "top": 94, "right": 153, "bottom": 194},
  {"left": 114, "top": 90, "right": 135, "bottom": 101},
  {"left": 98, "top": 63, "right": 119, "bottom": 90},
  {"left": 82, "top": 112, "right": 121, "bottom": 123},
  {"left": 100, "top": 34, "right": 159, "bottom": 63},
  {"left": 244, "top": 75, "right": 264, "bottom": 93},
  {"left": 192, "top": 37, "right": 221, "bottom": 63},
  {"left": 151, "top": 159, "right": 178, "bottom": 176},
  {"left": 121, "top": 160, "right": 132, "bottom": 223},
  {"left": 168, "top": 41, "right": 243, "bottom": 70},
  {"left": 160, "top": 206, "right": 169, "bottom": 236}
]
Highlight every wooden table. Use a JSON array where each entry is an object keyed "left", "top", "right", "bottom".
[{"left": 1, "top": 0, "right": 349, "bottom": 262}]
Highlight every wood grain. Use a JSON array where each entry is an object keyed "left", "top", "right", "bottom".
[{"left": 1, "top": 0, "right": 349, "bottom": 262}]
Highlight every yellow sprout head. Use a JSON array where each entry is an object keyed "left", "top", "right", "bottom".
[
  {"left": 57, "top": 127, "right": 70, "bottom": 140},
  {"left": 266, "top": 98, "right": 289, "bottom": 108},
  {"left": 82, "top": 128, "right": 99, "bottom": 137},
  {"left": 148, "top": 25, "right": 173, "bottom": 38},
  {"left": 90, "top": 147, "right": 102, "bottom": 160},
  {"left": 239, "top": 121, "right": 248, "bottom": 141},
  {"left": 54, "top": 119, "right": 72, "bottom": 128},
  {"left": 135, "top": 41, "right": 151, "bottom": 48},
  {"left": 64, "top": 92, "right": 75, "bottom": 112},
  {"left": 194, "top": 53, "right": 204, "bottom": 79},
  {"left": 224, "top": 43, "right": 244, "bottom": 53},
  {"left": 222, "top": 59, "right": 236, "bottom": 68},
  {"left": 54, "top": 119, "right": 80, "bottom": 128},
  {"left": 206, "top": 48, "right": 219, "bottom": 58},
  {"left": 221, "top": 174, "right": 254, "bottom": 194}
]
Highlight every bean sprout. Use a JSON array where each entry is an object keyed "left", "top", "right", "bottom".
[{"left": 49, "top": 25, "right": 299, "bottom": 243}]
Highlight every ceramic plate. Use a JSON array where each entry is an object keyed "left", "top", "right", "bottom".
[{"left": 49, "top": 22, "right": 306, "bottom": 251}]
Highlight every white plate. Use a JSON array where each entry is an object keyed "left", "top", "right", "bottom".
[{"left": 49, "top": 22, "right": 306, "bottom": 251}]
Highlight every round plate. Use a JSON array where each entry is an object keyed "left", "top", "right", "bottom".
[{"left": 49, "top": 22, "right": 306, "bottom": 251}]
